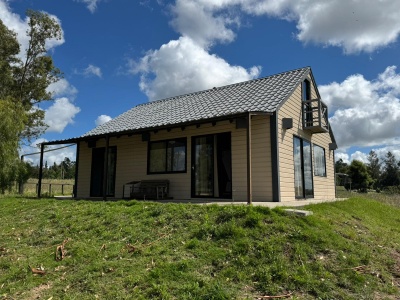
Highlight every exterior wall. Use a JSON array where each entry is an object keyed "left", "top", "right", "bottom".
[
  {"left": 77, "top": 116, "right": 273, "bottom": 201},
  {"left": 277, "top": 75, "right": 336, "bottom": 202}
]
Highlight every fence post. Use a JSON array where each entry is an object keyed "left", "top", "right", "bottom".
[
  {"left": 62, "top": 184, "right": 64, "bottom": 195},
  {"left": 49, "top": 184, "right": 52, "bottom": 196}
]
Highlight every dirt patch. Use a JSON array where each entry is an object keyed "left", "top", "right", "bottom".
[
  {"left": 390, "top": 250, "right": 400, "bottom": 288},
  {"left": 27, "top": 283, "right": 52, "bottom": 299}
]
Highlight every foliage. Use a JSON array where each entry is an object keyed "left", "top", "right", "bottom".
[
  {"left": 366, "top": 150, "right": 381, "bottom": 189},
  {"left": 14, "top": 10, "right": 63, "bottom": 139},
  {"left": 0, "top": 10, "right": 62, "bottom": 192},
  {"left": 0, "top": 12, "right": 62, "bottom": 139},
  {"left": 380, "top": 151, "right": 400, "bottom": 187},
  {"left": 0, "top": 197, "right": 399, "bottom": 299},
  {"left": 346, "top": 160, "right": 372, "bottom": 192},
  {"left": 335, "top": 158, "right": 348, "bottom": 174},
  {"left": 0, "top": 99, "right": 26, "bottom": 193}
]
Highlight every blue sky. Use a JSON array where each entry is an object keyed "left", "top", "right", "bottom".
[{"left": 1, "top": 0, "right": 400, "bottom": 165}]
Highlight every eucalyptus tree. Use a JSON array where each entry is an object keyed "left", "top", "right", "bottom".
[{"left": 0, "top": 10, "right": 63, "bottom": 192}]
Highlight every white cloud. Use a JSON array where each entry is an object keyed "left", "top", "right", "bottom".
[
  {"left": 320, "top": 66, "right": 400, "bottom": 150},
  {"left": 83, "top": 64, "right": 102, "bottom": 78},
  {"left": 171, "top": 0, "right": 238, "bottom": 48},
  {"left": 76, "top": 0, "right": 101, "bottom": 13},
  {"left": 168, "top": 0, "right": 400, "bottom": 53},
  {"left": 132, "top": 0, "right": 400, "bottom": 101},
  {"left": 130, "top": 36, "right": 260, "bottom": 100},
  {"left": 44, "top": 98, "right": 81, "bottom": 133},
  {"left": 0, "top": 0, "right": 65, "bottom": 58},
  {"left": 47, "top": 79, "right": 78, "bottom": 99},
  {"left": 95, "top": 115, "right": 112, "bottom": 126},
  {"left": 350, "top": 151, "right": 368, "bottom": 164},
  {"left": 335, "top": 151, "right": 350, "bottom": 164},
  {"left": 241, "top": 0, "right": 400, "bottom": 53}
]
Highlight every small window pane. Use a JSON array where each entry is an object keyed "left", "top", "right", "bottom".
[
  {"left": 149, "top": 141, "right": 166, "bottom": 173},
  {"left": 169, "top": 140, "right": 186, "bottom": 172},
  {"left": 314, "top": 145, "right": 326, "bottom": 176}
]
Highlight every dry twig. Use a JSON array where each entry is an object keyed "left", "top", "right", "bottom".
[
  {"left": 55, "top": 239, "right": 70, "bottom": 261},
  {"left": 256, "top": 292, "right": 292, "bottom": 299},
  {"left": 30, "top": 266, "right": 46, "bottom": 276},
  {"left": 124, "top": 233, "right": 170, "bottom": 253}
]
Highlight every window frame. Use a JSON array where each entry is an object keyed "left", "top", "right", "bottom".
[
  {"left": 313, "top": 144, "right": 327, "bottom": 177},
  {"left": 147, "top": 138, "right": 187, "bottom": 174}
]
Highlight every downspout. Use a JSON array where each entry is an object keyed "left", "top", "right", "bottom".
[
  {"left": 270, "top": 112, "right": 280, "bottom": 202},
  {"left": 247, "top": 113, "right": 252, "bottom": 205},
  {"left": 37, "top": 143, "right": 45, "bottom": 198},
  {"left": 102, "top": 135, "right": 110, "bottom": 200}
]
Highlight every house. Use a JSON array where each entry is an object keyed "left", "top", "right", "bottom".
[{"left": 39, "top": 66, "right": 337, "bottom": 203}]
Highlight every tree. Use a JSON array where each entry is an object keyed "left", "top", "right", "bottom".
[
  {"left": 366, "top": 150, "right": 381, "bottom": 189},
  {"left": 335, "top": 158, "right": 349, "bottom": 174},
  {"left": 0, "top": 99, "right": 26, "bottom": 193},
  {"left": 347, "top": 160, "right": 372, "bottom": 192},
  {"left": 381, "top": 152, "right": 400, "bottom": 187},
  {"left": 0, "top": 10, "right": 62, "bottom": 190},
  {"left": 12, "top": 10, "right": 63, "bottom": 140},
  {"left": 0, "top": 21, "right": 20, "bottom": 100}
]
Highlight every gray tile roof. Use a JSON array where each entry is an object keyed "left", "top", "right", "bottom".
[{"left": 82, "top": 67, "right": 310, "bottom": 137}]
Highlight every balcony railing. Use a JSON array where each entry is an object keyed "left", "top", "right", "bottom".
[{"left": 302, "top": 98, "right": 329, "bottom": 133}]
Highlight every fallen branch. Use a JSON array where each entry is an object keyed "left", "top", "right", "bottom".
[
  {"left": 55, "top": 239, "right": 70, "bottom": 261},
  {"left": 256, "top": 292, "right": 292, "bottom": 299}
]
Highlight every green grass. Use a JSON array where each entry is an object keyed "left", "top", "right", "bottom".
[{"left": 1, "top": 196, "right": 400, "bottom": 299}]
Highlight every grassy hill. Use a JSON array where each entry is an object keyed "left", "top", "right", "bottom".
[{"left": 1, "top": 196, "right": 400, "bottom": 299}]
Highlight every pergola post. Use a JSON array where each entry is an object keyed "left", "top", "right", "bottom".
[
  {"left": 247, "top": 113, "right": 252, "bottom": 205},
  {"left": 102, "top": 135, "right": 110, "bottom": 200},
  {"left": 37, "top": 143, "right": 45, "bottom": 198}
]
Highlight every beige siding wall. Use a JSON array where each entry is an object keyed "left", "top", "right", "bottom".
[
  {"left": 76, "top": 116, "right": 273, "bottom": 201},
  {"left": 277, "top": 75, "right": 336, "bottom": 202}
]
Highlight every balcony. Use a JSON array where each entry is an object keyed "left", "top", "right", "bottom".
[{"left": 302, "top": 99, "right": 329, "bottom": 133}]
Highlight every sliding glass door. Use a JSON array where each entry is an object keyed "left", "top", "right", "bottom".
[
  {"left": 191, "top": 133, "right": 232, "bottom": 198},
  {"left": 294, "top": 137, "right": 314, "bottom": 198},
  {"left": 192, "top": 136, "right": 214, "bottom": 197}
]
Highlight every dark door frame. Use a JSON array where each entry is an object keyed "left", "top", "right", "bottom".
[{"left": 191, "top": 132, "right": 232, "bottom": 199}]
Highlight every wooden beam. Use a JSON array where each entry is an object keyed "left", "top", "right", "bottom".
[
  {"left": 37, "top": 143, "right": 45, "bottom": 198},
  {"left": 247, "top": 113, "right": 252, "bottom": 205}
]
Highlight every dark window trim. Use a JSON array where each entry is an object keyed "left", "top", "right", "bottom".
[
  {"left": 313, "top": 144, "right": 327, "bottom": 177},
  {"left": 147, "top": 137, "right": 187, "bottom": 175}
]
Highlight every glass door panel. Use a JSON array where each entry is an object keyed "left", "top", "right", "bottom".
[
  {"left": 192, "top": 136, "right": 214, "bottom": 197},
  {"left": 293, "top": 137, "right": 303, "bottom": 198},
  {"left": 293, "top": 137, "right": 314, "bottom": 198},
  {"left": 303, "top": 141, "right": 314, "bottom": 198}
]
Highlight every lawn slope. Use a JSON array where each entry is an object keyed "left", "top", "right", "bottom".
[{"left": 0, "top": 197, "right": 399, "bottom": 299}]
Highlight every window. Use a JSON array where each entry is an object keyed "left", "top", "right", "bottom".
[
  {"left": 313, "top": 144, "right": 326, "bottom": 177},
  {"left": 148, "top": 138, "right": 186, "bottom": 174},
  {"left": 302, "top": 79, "right": 311, "bottom": 100},
  {"left": 302, "top": 79, "right": 313, "bottom": 127}
]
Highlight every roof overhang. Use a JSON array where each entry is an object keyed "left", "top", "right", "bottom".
[{"left": 42, "top": 111, "right": 273, "bottom": 146}]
